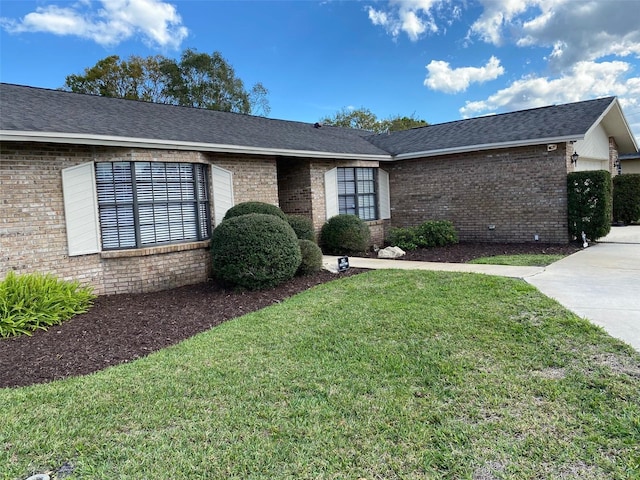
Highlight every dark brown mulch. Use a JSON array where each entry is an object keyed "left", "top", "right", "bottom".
[
  {"left": 1, "top": 242, "right": 581, "bottom": 388},
  {"left": 395, "top": 241, "right": 581, "bottom": 263}
]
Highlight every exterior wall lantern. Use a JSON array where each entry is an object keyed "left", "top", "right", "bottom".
[{"left": 571, "top": 152, "right": 579, "bottom": 165}]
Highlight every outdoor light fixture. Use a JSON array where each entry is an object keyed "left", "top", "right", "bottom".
[{"left": 571, "top": 152, "right": 579, "bottom": 165}]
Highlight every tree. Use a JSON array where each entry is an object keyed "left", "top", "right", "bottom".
[
  {"left": 63, "top": 50, "right": 270, "bottom": 116},
  {"left": 319, "top": 107, "right": 380, "bottom": 131},
  {"left": 320, "top": 108, "right": 428, "bottom": 133},
  {"left": 385, "top": 114, "right": 429, "bottom": 132}
]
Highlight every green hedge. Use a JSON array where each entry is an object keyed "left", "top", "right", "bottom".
[
  {"left": 319, "top": 215, "right": 371, "bottom": 255},
  {"left": 567, "top": 170, "right": 612, "bottom": 241},
  {"left": 222, "top": 201, "right": 287, "bottom": 222},
  {"left": 613, "top": 174, "right": 640, "bottom": 224},
  {"left": 1, "top": 271, "right": 95, "bottom": 337},
  {"left": 211, "top": 213, "right": 301, "bottom": 290},
  {"left": 297, "top": 239, "right": 323, "bottom": 276},
  {"left": 387, "top": 220, "right": 459, "bottom": 251},
  {"left": 286, "top": 215, "right": 316, "bottom": 241}
]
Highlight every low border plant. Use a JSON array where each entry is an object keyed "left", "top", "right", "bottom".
[
  {"left": 387, "top": 220, "right": 458, "bottom": 251},
  {"left": 0, "top": 271, "right": 95, "bottom": 337}
]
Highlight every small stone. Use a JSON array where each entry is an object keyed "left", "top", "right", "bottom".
[{"left": 378, "top": 246, "right": 406, "bottom": 259}]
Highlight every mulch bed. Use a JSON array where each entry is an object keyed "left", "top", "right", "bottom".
[{"left": 1, "top": 242, "right": 580, "bottom": 388}]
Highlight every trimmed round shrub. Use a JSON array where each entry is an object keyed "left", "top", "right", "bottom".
[
  {"left": 211, "top": 213, "right": 301, "bottom": 290},
  {"left": 319, "top": 214, "right": 371, "bottom": 255},
  {"left": 222, "top": 201, "right": 287, "bottom": 222},
  {"left": 297, "top": 239, "right": 323, "bottom": 276},
  {"left": 287, "top": 214, "right": 316, "bottom": 241}
]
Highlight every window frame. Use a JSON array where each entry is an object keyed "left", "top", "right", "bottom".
[
  {"left": 95, "top": 161, "right": 211, "bottom": 250},
  {"left": 337, "top": 167, "right": 379, "bottom": 221}
]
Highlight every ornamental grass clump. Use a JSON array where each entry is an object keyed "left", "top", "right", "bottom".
[
  {"left": 0, "top": 271, "right": 96, "bottom": 337},
  {"left": 211, "top": 213, "right": 302, "bottom": 290}
]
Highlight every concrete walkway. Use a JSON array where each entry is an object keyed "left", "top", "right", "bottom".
[{"left": 323, "top": 225, "right": 640, "bottom": 352}]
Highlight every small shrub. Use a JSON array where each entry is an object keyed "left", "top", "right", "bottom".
[
  {"left": 297, "top": 239, "right": 323, "bottom": 276},
  {"left": 0, "top": 271, "right": 95, "bottom": 337},
  {"left": 613, "top": 174, "right": 640, "bottom": 224},
  {"left": 287, "top": 215, "right": 316, "bottom": 241},
  {"left": 567, "top": 170, "right": 612, "bottom": 241},
  {"left": 386, "top": 226, "right": 419, "bottom": 251},
  {"left": 387, "top": 220, "right": 458, "bottom": 251},
  {"left": 222, "top": 201, "right": 287, "bottom": 222},
  {"left": 415, "top": 220, "right": 459, "bottom": 247},
  {"left": 211, "top": 213, "right": 301, "bottom": 290},
  {"left": 319, "top": 214, "right": 371, "bottom": 255}
]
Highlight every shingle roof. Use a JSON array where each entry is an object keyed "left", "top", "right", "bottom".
[
  {"left": 1, "top": 83, "right": 628, "bottom": 159},
  {"left": 366, "top": 97, "right": 617, "bottom": 157},
  {"left": 0, "top": 83, "right": 389, "bottom": 158}
]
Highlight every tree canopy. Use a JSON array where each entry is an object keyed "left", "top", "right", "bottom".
[
  {"left": 319, "top": 107, "right": 428, "bottom": 133},
  {"left": 63, "top": 50, "right": 270, "bottom": 116}
]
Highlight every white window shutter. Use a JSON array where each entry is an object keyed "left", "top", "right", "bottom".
[
  {"left": 211, "top": 165, "right": 234, "bottom": 225},
  {"left": 62, "top": 162, "right": 101, "bottom": 256},
  {"left": 378, "top": 168, "right": 391, "bottom": 219},
  {"left": 324, "top": 167, "right": 338, "bottom": 219}
]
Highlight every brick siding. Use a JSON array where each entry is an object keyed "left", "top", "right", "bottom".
[
  {"left": 388, "top": 145, "right": 570, "bottom": 244},
  {"left": 1, "top": 143, "right": 279, "bottom": 295}
]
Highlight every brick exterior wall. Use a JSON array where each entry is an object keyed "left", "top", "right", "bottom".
[
  {"left": 277, "top": 158, "right": 312, "bottom": 216},
  {"left": 278, "top": 158, "right": 386, "bottom": 246},
  {"left": 1, "top": 143, "right": 279, "bottom": 295},
  {"left": 609, "top": 137, "right": 620, "bottom": 176},
  {"left": 388, "top": 145, "right": 570, "bottom": 244}
]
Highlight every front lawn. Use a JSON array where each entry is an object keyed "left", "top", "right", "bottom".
[
  {"left": 2, "top": 270, "right": 639, "bottom": 479},
  {"left": 468, "top": 253, "right": 568, "bottom": 266}
]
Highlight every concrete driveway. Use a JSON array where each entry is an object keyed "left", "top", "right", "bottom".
[{"left": 526, "top": 225, "right": 640, "bottom": 352}]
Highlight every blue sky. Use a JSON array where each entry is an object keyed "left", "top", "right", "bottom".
[{"left": 1, "top": 0, "right": 639, "bottom": 145}]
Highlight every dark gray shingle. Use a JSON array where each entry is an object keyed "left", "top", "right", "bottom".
[
  {"left": 366, "top": 97, "right": 615, "bottom": 156},
  {"left": 0, "top": 83, "right": 388, "bottom": 157}
]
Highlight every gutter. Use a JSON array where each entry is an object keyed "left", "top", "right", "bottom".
[
  {"left": 0, "top": 130, "right": 392, "bottom": 162},
  {"left": 391, "top": 135, "right": 584, "bottom": 161}
]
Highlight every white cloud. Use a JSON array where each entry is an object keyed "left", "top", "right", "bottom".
[
  {"left": 0, "top": 0, "right": 188, "bottom": 49},
  {"left": 469, "top": 0, "right": 640, "bottom": 70},
  {"left": 424, "top": 56, "right": 504, "bottom": 93},
  {"left": 468, "top": 0, "right": 539, "bottom": 45},
  {"left": 459, "top": 61, "right": 640, "bottom": 140},
  {"left": 365, "top": 0, "right": 446, "bottom": 41}
]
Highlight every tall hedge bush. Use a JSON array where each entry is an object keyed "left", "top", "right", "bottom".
[
  {"left": 211, "top": 213, "right": 301, "bottom": 290},
  {"left": 222, "top": 201, "right": 287, "bottom": 222},
  {"left": 613, "top": 174, "right": 640, "bottom": 224},
  {"left": 567, "top": 170, "right": 612, "bottom": 241}
]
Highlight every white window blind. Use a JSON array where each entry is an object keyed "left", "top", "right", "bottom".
[{"left": 95, "top": 162, "right": 210, "bottom": 250}]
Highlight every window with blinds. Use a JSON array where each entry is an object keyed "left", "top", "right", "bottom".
[
  {"left": 337, "top": 167, "right": 378, "bottom": 221},
  {"left": 95, "top": 162, "right": 211, "bottom": 250}
]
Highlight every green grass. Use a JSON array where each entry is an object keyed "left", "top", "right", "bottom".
[
  {"left": 468, "top": 254, "right": 568, "bottom": 267},
  {"left": 2, "top": 270, "right": 639, "bottom": 479}
]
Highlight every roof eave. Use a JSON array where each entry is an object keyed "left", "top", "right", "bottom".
[
  {"left": 591, "top": 98, "right": 639, "bottom": 154},
  {"left": 0, "top": 131, "right": 391, "bottom": 162},
  {"left": 392, "top": 135, "right": 584, "bottom": 161}
]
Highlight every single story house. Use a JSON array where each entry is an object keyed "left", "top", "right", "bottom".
[{"left": 1, "top": 83, "right": 637, "bottom": 294}]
